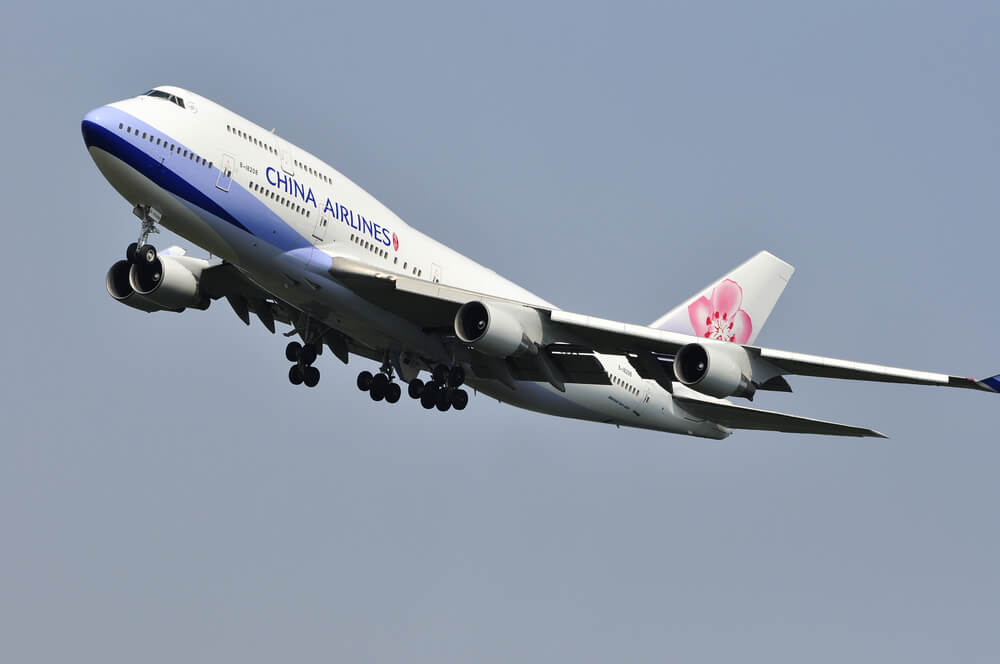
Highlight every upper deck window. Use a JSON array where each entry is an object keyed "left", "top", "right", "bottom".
[{"left": 143, "top": 89, "right": 186, "bottom": 109}]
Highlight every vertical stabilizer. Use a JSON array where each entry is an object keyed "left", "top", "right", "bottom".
[{"left": 650, "top": 251, "right": 794, "bottom": 345}]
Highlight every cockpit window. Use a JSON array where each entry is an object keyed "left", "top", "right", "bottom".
[{"left": 143, "top": 89, "right": 185, "bottom": 109}]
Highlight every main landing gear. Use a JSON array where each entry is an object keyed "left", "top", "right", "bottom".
[
  {"left": 356, "top": 364, "right": 402, "bottom": 403},
  {"left": 409, "top": 364, "right": 469, "bottom": 412},
  {"left": 286, "top": 341, "right": 321, "bottom": 388}
]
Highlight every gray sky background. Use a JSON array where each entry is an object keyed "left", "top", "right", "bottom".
[{"left": 1, "top": 2, "right": 998, "bottom": 662}]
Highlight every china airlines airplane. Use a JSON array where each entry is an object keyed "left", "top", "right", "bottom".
[{"left": 81, "top": 87, "right": 999, "bottom": 438}]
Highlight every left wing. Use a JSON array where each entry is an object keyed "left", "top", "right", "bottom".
[{"left": 324, "top": 255, "right": 999, "bottom": 394}]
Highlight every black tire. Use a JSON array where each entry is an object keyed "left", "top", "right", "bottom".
[
  {"left": 407, "top": 378, "right": 424, "bottom": 399},
  {"left": 432, "top": 364, "right": 449, "bottom": 383},
  {"left": 357, "top": 370, "right": 373, "bottom": 391},
  {"left": 372, "top": 372, "right": 389, "bottom": 392},
  {"left": 298, "top": 345, "right": 317, "bottom": 366},
  {"left": 436, "top": 389, "right": 451, "bottom": 411},
  {"left": 304, "top": 366, "right": 320, "bottom": 387},
  {"left": 386, "top": 383, "right": 401, "bottom": 403},
  {"left": 370, "top": 383, "right": 385, "bottom": 401},
  {"left": 126, "top": 242, "right": 138, "bottom": 264},
  {"left": 138, "top": 244, "right": 157, "bottom": 264},
  {"left": 420, "top": 390, "right": 437, "bottom": 409},
  {"left": 285, "top": 341, "right": 302, "bottom": 362},
  {"left": 447, "top": 366, "right": 466, "bottom": 387},
  {"left": 450, "top": 388, "right": 469, "bottom": 410},
  {"left": 288, "top": 365, "right": 304, "bottom": 385}
]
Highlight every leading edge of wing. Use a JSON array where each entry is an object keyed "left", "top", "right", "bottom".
[{"left": 673, "top": 395, "right": 888, "bottom": 438}]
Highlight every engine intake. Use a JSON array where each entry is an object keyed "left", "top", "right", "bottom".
[
  {"left": 454, "top": 300, "right": 540, "bottom": 357},
  {"left": 674, "top": 342, "right": 756, "bottom": 399}
]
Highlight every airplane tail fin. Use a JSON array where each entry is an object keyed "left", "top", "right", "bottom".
[{"left": 649, "top": 251, "right": 795, "bottom": 345}]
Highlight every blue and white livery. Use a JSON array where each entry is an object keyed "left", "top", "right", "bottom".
[{"left": 82, "top": 87, "right": 999, "bottom": 439}]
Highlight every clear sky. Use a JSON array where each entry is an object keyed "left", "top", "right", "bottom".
[{"left": 2, "top": 1, "right": 998, "bottom": 662}]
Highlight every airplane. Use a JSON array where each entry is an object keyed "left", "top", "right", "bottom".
[{"left": 81, "top": 86, "right": 1000, "bottom": 439}]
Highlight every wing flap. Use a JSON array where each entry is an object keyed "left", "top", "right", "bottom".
[{"left": 673, "top": 395, "right": 887, "bottom": 438}]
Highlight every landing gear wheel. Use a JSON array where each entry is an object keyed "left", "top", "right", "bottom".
[
  {"left": 303, "top": 366, "right": 320, "bottom": 387},
  {"left": 285, "top": 341, "right": 303, "bottom": 362},
  {"left": 432, "top": 364, "right": 449, "bottom": 383},
  {"left": 138, "top": 244, "right": 157, "bottom": 264},
  {"left": 126, "top": 242, "right": 138, "bottom": 264},
  {"left": 450, "top": 388, "right": 469, "bottom": 410},
  {"left": 386, "top": 383, "right": 401, "bottom": 403},
  {"left": 288, "top": 365, "right": 304, "bottom": 385},
  {"left": 420, "top": 389, "right": 437, "bottom": 409},
  {"left": 370, "top": 383, "right": 385, "bottom": 401},
  {"left": 372, "top": 373, "right": 389, "bottom": 393},
  {"left": 436, "top": 390, "right": 451, "bottom": 411},
  {"left": 407, "top": 378, "right": 424, "bottom": 399},
  {"left": 447, "top": 366, "right": 466, "bottom": 387},
  {"left": 298, "top": 345, "right": 317, "bottom": 366},
  {"left": 357, "top": 370, "right": 373, "bottom": 391}
]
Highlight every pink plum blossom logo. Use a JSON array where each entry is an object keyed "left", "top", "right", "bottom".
[{"left": 688, "top": 279, "right": 752, "bottom": 343}]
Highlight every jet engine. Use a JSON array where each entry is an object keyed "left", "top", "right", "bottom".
[
  {"left": 106, "top": 250, "right": 212, "bottom": 313},
  {"left": 106, "top": 260, "right": 170, "bottom": 312},
  {"left": 673, "top": 342, "right": 757, "bottom": 399},
  {"left": 128, "top": 254, "right": 211, "bottom": 311},
  {"left": 454, "top": 300, "right": 542, "bottom": 357}
]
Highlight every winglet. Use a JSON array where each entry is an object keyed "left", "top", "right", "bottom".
[{"left": 977, "top": 374, "right": 1000, "bottom": 393}]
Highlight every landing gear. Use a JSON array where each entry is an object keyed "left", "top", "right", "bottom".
[
  {"left": 357, "top": 362, "right": 402, "bottom": 405},
  {"left": 137, "top": 244, "right": 157, "bottom": 265},
  {"left": 286, "top": 340, "right": 321, "bottom": 388},
  {"left": 409, "top": 364, "right": 469, "bottom": 412},
  {"left": 357, "top": 370, "right": 374, "bottom": 391}
]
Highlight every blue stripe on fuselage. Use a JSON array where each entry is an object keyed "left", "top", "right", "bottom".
[{"left": 81, "top": 106, "right": 308, "bottom": 252}]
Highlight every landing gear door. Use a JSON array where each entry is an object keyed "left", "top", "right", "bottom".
[
  {"left": 216, "top": 154, "right": 234, "bottom": 192},
  {"left": 311, "top": 209, "right": 330, "bottom": 243}
]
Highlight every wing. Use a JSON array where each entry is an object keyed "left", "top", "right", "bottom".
[
  {"left": 672, "top": 395, "right": 887, "bottom": 438},
  {"left": 324, "top": 255, "right": 998, "bottom": 393}
]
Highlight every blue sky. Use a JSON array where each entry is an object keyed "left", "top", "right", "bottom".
[{"left": 2, "top": 2, "right": 998, "bottom": 662}]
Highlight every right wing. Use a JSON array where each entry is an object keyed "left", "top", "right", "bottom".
[{"left": 672, "top": 394, "right": 887, "bottom": 438}]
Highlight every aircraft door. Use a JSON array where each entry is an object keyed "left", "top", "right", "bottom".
[
  {"left": 216, "top": 154, "right": 235, "bottom": 192},
  {"left": 431, "top": 263, "right": 442, "bottom": 283},
  {"left": 280, "top": 148, "right": 295, "bottom": 175},
  {"left": 312, "top": 209, "right": 331, "bottom": 243}
]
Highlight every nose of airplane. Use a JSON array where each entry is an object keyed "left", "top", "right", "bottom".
[{"left": 81, "top": 105, "right": 112, "bottom": 150}]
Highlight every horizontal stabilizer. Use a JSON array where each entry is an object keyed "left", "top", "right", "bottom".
[{"left": 674, "top": 395, "right": 887, "bottom": 438}]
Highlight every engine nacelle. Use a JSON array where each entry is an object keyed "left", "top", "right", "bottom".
[
  {"left": 454, "top": 300, "right": 541, "bottom": 357},
  {"left": 106, "top": 260, "right": 173, "bottom": 312},
  {"left": 673, "top": 342, "right": 756, "bottom": 399},
  {"left": 128, "top": 254, "right": 211, "bottom": 311}
]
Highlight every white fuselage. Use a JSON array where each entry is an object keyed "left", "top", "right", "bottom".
[{"left": 82, "top": 87, "right": 728, "bottom": 439}]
